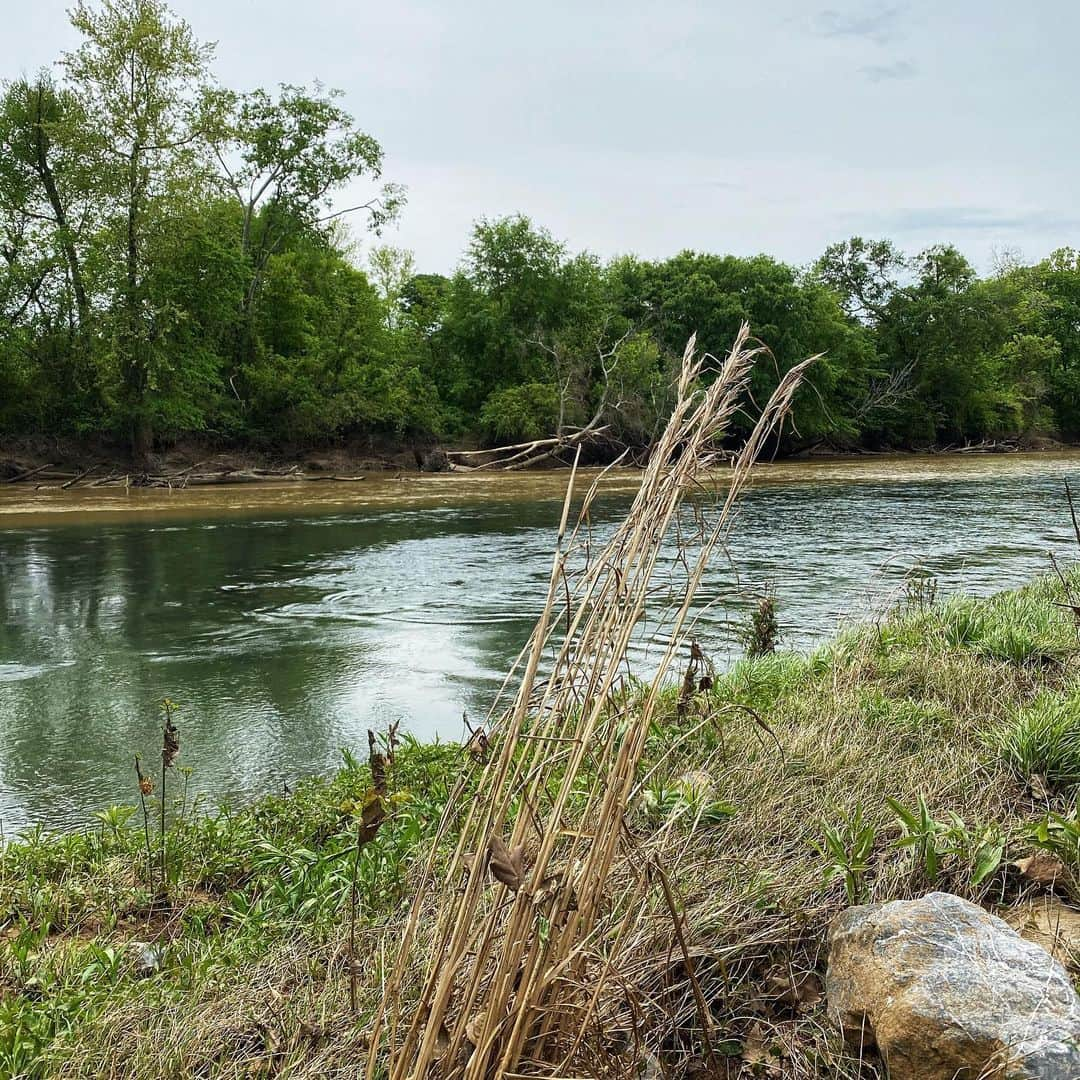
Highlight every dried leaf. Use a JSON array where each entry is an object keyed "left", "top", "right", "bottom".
[
  {"left": 677, "top": 662, "right": 696, "bottom": 717},
  {"left": 763, "top": 969, "right": 822, "bottom": 1010},
  {"left": 357, "top": 791, "right": 385, "bottom": 844},
  {"left": 464, "top": 1011, "right": 486, "bottom": 1047},
  {"left": 1015, "top": 852, "right": 1067, "bottom": 889},
  {"left": 467, "top": 727, "right": 490, "bottom": 762},
  {"left": 742, "top": 1021, "right": 783, "bottom": 1076},
  {"left": 162, "top": 715, "right": 180, "bottom": 768},
  {"left": 1030, "top": 773, "right": 1052, "bottom": 802},
  {"left": 488, "top": 835, "right": 526, "bottom": 892},
  {"left": 367, "top": 730, "right": 387, "bottom": 796}
]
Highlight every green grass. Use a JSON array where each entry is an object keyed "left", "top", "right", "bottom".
[
  {"left": 5, "top": 569, "right": 1080, "bottom": 1078},
  {"left": 0, "top": 737, "right": 459, "bottom": 1078},
  {"left": 987, "top": 692, "right": 1080, "bottom": 789}
]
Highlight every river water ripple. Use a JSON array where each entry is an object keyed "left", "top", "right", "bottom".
[{"left": 1, "top": 453, "right": 1078, "bottom": 831}]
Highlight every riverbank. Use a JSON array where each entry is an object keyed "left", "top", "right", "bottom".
[
  {"left": 1, "top": 432, "right": 1075, "bottom": 492},
  {"left": 6, "top": 569, "right": 1080, "bottom": 1077},
  {"left": 6, "top": 448, "right": 1080, "bottom": 531}
]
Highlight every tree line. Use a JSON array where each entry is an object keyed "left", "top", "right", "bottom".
[{"left": 3, "top": 0, "right": 1080, "bottom": 466}]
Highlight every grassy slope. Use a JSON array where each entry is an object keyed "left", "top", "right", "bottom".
[{"left": 6, "top": 572, "right": 1080, "bottom": 1078}]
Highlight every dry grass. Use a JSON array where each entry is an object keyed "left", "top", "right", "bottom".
[{"left": 361, "top": 326, "right": 816, "bottom": 1079}]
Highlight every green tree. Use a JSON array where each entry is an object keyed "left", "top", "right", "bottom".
[
  {"left": 63, "top": 0, "right": 217, "bottom": 463},
  {"left": 212, "top": 84, "right": 403, "bottom": 327},
  {"left": 368, "top": 245, "right": 416, "bottom": 329}
]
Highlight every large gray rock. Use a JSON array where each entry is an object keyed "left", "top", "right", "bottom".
[{"left": 827, "top": 891, "right": 1080, "bottom": 1079}]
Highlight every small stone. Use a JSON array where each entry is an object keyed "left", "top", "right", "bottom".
[
  {"left": 826, "top": 891, "right": 1080, "bottom": 1079},
  {"left": 129, "top": 940, "right": 164, "bottom": 977},
  {"left": 1006, "top": 897, "right": 1080, "bottom": 970}
]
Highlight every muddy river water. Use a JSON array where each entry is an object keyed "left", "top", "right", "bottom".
[{"left": 2, "top": 453, "right": 1079, "bottom": 831}]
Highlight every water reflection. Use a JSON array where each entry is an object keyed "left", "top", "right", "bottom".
[{"left": 1, "top": 455, "right": 1078, "bottom": 831}]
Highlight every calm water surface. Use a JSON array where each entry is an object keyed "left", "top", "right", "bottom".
[{"left": 1, "top": 454, "right": 1079, "bottom": 832}]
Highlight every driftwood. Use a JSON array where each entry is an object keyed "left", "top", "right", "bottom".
[
  {"left": 134, "top": 468, "right": 365, "bottom": 487},
  {"left": 61, "top": 464, "right": 99, "bottom": 489},
  {"left": 953, "top": 440, "right": 1019, "bottom": 454},
  {"left": 445, "top": 426, "right": 612, "bottom": 472},
  {"left": 2, "top": 462, "right": 55, "bottom": 484},
  {"left": 176, "top": 471, "right": 266, "bottom": 486},
  {"left": 7, "top": 464, "right": 366, "bottom": 489}
]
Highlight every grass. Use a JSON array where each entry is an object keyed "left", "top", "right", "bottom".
[
  {"left": 0, "top": 565, "right": 1077, "bottom": 1078},
  {"left": 986, "top": 692, "right": 1080, "bottom": 789},
  {"left": 0, "top": 736, "right": 460, "bottom": 1078}
]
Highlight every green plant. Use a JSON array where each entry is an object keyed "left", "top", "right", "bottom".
[
  {"left": 886, "top": 795, "right": 1004, "bottom": 886},
  {"left": 887, "top": 794, "right": 955, "bottom": 881},
  {"left": 1028, "top": 804, "right": 1080, "bottom": 869},
  {"left": 986, "top": 694, "right": 1080, "bottom": 789},
  {"left": 815, "top": 804, "right": 876, "bottom": 904},
  {"left": 938, "top": 597, "right": 986, "bottom": 648},
  {"left": 91, "top": 805, "right": 135, "bottom": 843},
  {"left": 640, "top": 775, "right": 735, "bottom": 830}
]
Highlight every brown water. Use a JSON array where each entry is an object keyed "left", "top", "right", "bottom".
[{"left": 2, "top": 453, "right": 1079, "bottom": 832}]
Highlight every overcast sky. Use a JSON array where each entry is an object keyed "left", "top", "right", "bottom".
[{"left": 5, "top": 1, "right": 1077, "bottom": 274}]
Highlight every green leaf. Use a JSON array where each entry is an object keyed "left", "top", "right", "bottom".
[
  {"left": 886, "top": 797, "right": 919, "bottom": 830},
  {"left": 971, "top": 839, "right": 1005, "bottom": 885}
]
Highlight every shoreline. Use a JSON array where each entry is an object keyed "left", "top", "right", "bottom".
[
  {"left": 1, "top": 433, "right": 1075, "bottom": 488},
  {"left": 4, "top": 446, "right": 1080, "bottom": 529}
]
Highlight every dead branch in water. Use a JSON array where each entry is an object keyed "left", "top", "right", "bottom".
[
  {"left": 446, "top": 425, "right": 612, "bottom": 472},
  {"left": 2, "top": 462, "right": 55, "bottom": 484},
  {"left": 365, "top": 326, "right": 816, "bottom": 1079},
  {"left": 444, "top": 325, "right": 636, "bottom": 471},
  {"left": 60, "top": 464, "right": 99, "bottom": 489}
]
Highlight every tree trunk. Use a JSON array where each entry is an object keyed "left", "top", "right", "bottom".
[
  {"left": 30, "top": 82, "right": 90, "bottom": 331},
  {"left": 131, "top": 412, "right": 153, "bottom": 471}
]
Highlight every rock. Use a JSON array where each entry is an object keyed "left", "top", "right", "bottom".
[
  {"left": 827, "top": 891, "right": 1080, "bottom": 1079},
  {"left": 1006, "top": 897, "right": 1080, "bottom": 970},
  {"left": 128, "top": 940, "right": 164, "bottom": 977}
]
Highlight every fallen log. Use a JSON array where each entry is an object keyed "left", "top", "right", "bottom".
[
  {"left": 444, "top": 426, "right": 612, "bottom": 472},
  {"left": 61, "top": 464, "right": 99, "bottom": 490},
  {"left": 955, "top": 440, "right": 1019, "bottom": 454},
  {"left": 167, "top": 471, "right": 266, "bottom": 486},
  {"left": 2, "top": 462, "right": 55, "bottom": 484}
]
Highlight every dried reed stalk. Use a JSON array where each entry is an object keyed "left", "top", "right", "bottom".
[{"left": 365, "top": 326, "right": 816, "bottom": 1078}]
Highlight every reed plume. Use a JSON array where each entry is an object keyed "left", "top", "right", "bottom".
[{"left": 365, "top": 327, "right": 816, "bottom": 1078}]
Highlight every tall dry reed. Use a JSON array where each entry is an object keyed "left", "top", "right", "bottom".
[{"left": 365, "top": 326, "right": 816, "bottom": 1078}]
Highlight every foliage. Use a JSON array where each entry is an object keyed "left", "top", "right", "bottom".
[
  {"left": 4, "top": 3, "right": 1080, "bottom": 462},
  {"left": 886, "top": 794, "right": 1004, "bottom": 887},
  {"left": 816, "top": 804, "right": 876, "bottom": 904}
]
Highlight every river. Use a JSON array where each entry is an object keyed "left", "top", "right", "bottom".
[{"left": 1, "top": 453, "right": 1078, "bottom": 832}]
